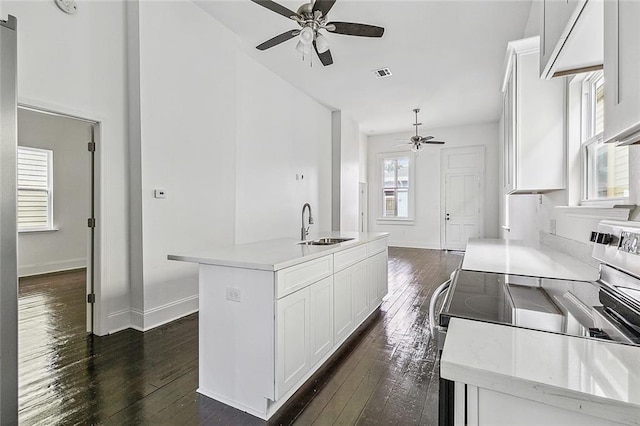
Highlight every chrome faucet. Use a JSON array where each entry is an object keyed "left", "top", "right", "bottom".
[{"left": 301, "top": 203, "right": 314, "bottom": 241}]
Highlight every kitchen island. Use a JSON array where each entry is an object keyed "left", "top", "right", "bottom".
[
  {"left": 168, "top": 232, "right": 388, "bottom": 420},
  {"left": 441, "top": 317, "right": 640, "bottom": 425}
]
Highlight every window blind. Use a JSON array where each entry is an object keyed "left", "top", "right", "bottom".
[{"left": 17, "top": 147, "right": 52, "bottom": 229}]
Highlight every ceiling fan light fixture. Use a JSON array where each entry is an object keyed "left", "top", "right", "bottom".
[
  {"left": 315, "top": 33, "right": 330, "bottom": 53},
  {"left": 299, "top": 26, "right": 314, "bottom": 45},
  {"left": 296, "top": 40, "right": 312, "bottom": 55},
  {"left": 411, "top": 143, "right": 422, "bottom": 153}
]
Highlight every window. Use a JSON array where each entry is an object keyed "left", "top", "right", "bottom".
[
  {"left": 582, "top": 72, "right": 629, "bottom": 202},
  {"left": 17, "top": 146, "right": 53, "bottom": 231},
  {"left": 378, "top": 153, "right": 414, "bottom": 222}
]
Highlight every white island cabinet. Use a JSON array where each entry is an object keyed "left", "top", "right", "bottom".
[
  {"left": 441, "top": 318, "right": 640, "bottom": 426},
  {"left": 168, "top": 232, "right": 388, "bottom": 420}
]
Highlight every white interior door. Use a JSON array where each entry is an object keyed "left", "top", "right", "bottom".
[{"left": 441, "top": 146, "right": 485, "bottom": 250}]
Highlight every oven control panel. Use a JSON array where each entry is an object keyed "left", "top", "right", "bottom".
[
  {"left": 592, "top": 220, "right": 640, "bottom": 279},
  {"left": 619, "top": 231, "right": 640, "bottom": 255}
]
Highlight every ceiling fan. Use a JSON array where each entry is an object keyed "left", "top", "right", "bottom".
[
  {"left": 395, "top": 109, "right": 445, "bottom": 152},
  {"left": 250, "top": 0, "right": 385, "bottom": 66}
]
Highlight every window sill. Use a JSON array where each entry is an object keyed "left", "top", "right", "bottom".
[
  {"left": 19, "top": 227, "right": 59, "bottom": 234},
  {"left": 554, "top": 204, "right": 634, "bottom": 220},
  {"left": 580, "top": 197, "right": 630, "bottom": 208},
  {"left": 376, "top": 218, "right": 415, "bottom": 226}
]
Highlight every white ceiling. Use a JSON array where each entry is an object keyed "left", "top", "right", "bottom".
[{"left": 195, "top": 0, "right": 532, "bottom": 135}]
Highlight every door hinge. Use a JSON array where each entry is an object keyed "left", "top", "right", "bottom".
[
  {"left": 88, "top": 142, "right": 96, "bottom": 152},
  {"left": 88, "top": 217, "right": 96, "bottom": 228},
  {"left": 87, "top": 293, "right": 96, "bottom": 304}
]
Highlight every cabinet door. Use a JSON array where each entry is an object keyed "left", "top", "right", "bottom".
[
  {"left": 276, "top": 287, "right": 310, "bottom": 399},
  {"left": 515, "top": 47, "right": 565, "bottom": 192},
  {"left": 368, "top": 250, "right": 388, "bottom": 309},
  {"left": 376, "top": 250, "right": 388, "bottom": 301},
  {"left": 351, "top": 260, "right": 369, "bottom": 327},
  {"left": 309, "top": 276, "right": 333, "bottom": 366},
  {"left": 367, "top": 255, "right": 382, "bottom": 309},
  {"left": 503, "top": 66, "right": 516, "bottom": 194},
  {"left": 604, "top": 0, "right": 640, "bottom": 144},
  {"left": 540, "top": 0, "right": 583, "bottom": 78},
  {"left": 334, "top": 267, "right": 353, "bottom": 344}
]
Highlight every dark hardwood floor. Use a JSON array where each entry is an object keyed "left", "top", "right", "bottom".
[{"left": 18, "top": 248, "right": 462, "bottom": 425}]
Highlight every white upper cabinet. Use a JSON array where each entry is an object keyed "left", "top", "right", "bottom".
[
  {"left": 540, "top": 0, "right": 604, "bottom": 79},
  {"left": 501, "top": 37, "right": 566, "bottom": 194},
  {"left": 603, "top": 0, "right": 640, "bottom": 145}
]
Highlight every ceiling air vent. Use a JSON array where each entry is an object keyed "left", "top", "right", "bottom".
[{"left": 373, "top": 67, "right": 392, "bottom": 79}]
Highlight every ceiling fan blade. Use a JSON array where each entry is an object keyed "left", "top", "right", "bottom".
[
  {"left": 313, "top": 41, "right": 334, "bottom": 66},
  {"left": 256, "top": 30, "right": 298, "bottom": 50},
  {"left": 393, "top": 142, "right": 410, "bottom": 147},
  {"left": 313, "top": 0, "right": 337, "bottom": 17},
  {"left": 419, "top": 136, "right": 435, "bottom": 142},
  {"left": 327, "top": 22, "right": 384, "bottom": 37},
  {"left": 424, "top": 141, "right": 446, "bottom": 145},
  {"left": 250, "top": 0, "right": 299, "bottom": 20}
]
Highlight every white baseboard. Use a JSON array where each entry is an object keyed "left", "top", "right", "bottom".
[
  {"left": 108, "top": 294, "right": 199, "bottom": 334},
  {"left": 388, "top": 241, "right": 442, "bottom": 250},
  {"left": 107, "top": 309, "right": 132, "bottom": 334},
  {"left": 19, "top": 258, "right": 86, "bottom": 277},
  {"left": 129, "top": 308, "right": 145, "bottom": 332},
  {"left": 141, "top": 294, "right": 198, "bottom": 331}
]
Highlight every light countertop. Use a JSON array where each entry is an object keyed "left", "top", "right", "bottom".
[
  {"left": 168, "top": 231, "right": 388, "bottom": 271},
  {"left": 462, "top": 238, "right": 599, "bottom": 281},
  {"left": 441, "top": 318, "right": 640, "bottom": 425}
]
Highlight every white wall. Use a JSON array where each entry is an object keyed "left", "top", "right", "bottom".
[
  {"left": 3, "top": 0, "right": 130, "bottom": 335},
  {"left": 128, "top": 1, "right": 333, "bottom": 330},
  {"left": 17, "top": 109, "right": 91, "bottom": 276},
  {"left": 128, "top": 0, "right": 239, "bottom": 329},
  {"left": 5, "top": 0, "right": 336, "bottom": 334},
  {"left": 331, "top": 111, "right": 365, "bottom": 232},
  {"left": 339, "top": 113, "right": 362, "bottom": 232},
  {"left": 359, "top": 133, "right": 368, "bottom": 183},
  {"left": 368, "top": 122, "right": 500, "bottom": 248},
  {"left": 235, "top": 53, "right": 332, "bottom": 243}
]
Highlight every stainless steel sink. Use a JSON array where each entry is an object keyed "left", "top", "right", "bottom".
[{"left": 298, "top": 237, "right": 354, "bottom": 246}]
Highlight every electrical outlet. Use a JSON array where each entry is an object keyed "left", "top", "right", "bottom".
[{"left": 226, "top": 287, "right": 241, "bottom": 302}]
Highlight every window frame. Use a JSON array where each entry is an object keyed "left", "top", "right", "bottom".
[
  {"left": 17, "top": 146, "right": 55, "bottom": 232},
  {"left": 580, "top": 71, "right": 629, "bottom": 206},
  {"left": 376, "top": 152, "right": 415, "bottom": 225}
]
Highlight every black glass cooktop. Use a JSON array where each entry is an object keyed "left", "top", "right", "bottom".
[{"left": 439, "top": 269, "right": 604, "bottom": 338}]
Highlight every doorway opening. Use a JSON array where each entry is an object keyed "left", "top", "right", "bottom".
[{"left": 17, "top": 105, "right": 98, "bottom": 334}]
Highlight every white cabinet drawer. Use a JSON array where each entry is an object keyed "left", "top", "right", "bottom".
[
  {"left": 276, "top": 255, "right": 333, "bottom": 299},
  {"left": 368, "top": 238, "right": 387, "bottom": 256},
  {"left": 333, "top": 244, "right": 368, "bottom": 272}
]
